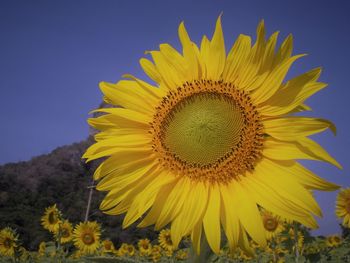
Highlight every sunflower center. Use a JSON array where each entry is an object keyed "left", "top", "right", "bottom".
[
  {"left": 163, "top": 92, "right": 243, "bottom": 165},
  {"left": 4, "top": 238, "right": 12, "bottom": 248},
  {"left": 61, "top": 228, "right": 70, "bottom": 238},
  {"left": 165, "top": 235, "right": 173, "bottom": 246},
  {"left": 333, "top": 236, "right": 341, "bottom": 243},
  {"left": 82, "top": 233, "right": 95, "bottom": 245},
  {"left": 151, "top": 80, "right": 264, "bottom": 183},
  {"left": 48, "top": 212, "right": 58, "bottom": 224},
  {"left": 263, "top": 217, "right": 278, "bottom": 231},
  {"left": 104, "top": 242, "right": 112, "bottom": 250}
]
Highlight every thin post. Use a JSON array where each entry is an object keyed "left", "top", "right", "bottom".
[{"left": 84, "top": 180, "right": 95, "bottom": 222}]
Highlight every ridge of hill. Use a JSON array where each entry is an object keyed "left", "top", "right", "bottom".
[{"left": 0, "top": 137, "right": 156, "bottom": 250}]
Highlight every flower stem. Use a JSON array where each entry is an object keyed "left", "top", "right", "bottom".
[{"left": 293, "top": 222, "right": 299, "bottom": 263}]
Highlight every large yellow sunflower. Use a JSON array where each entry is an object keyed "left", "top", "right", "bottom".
[
  {"left": 84, "top": 16, "right": 341, "bottom": 254},
  {"left": 73, "top": 221, "right": 101, "bottom": 255},
  {"left": 0, "top": 227, "right": 18, "bottom": 257},
  {"left": 55, "top": 220, "right": 73, "bottom": 244},
  {"left": 41, "top": 204, "right": 61, "bottom": 233},
  {"left": 335, "top": 188, "right": 350, "bottom": 228}
]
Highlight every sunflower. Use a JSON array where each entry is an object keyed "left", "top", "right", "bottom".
[
  {"left": 0, "top": 227, "right": 18, "bottom": 257},
  {"left": 101, "top": 239, "right": 115, "bottom": 254},
  {"left": 158, "top": 228, "right": 174, "bottom": 251},
  {"left": 138, "top": 238, "right": 152, "bottom": 256},
  {"left": 325, "top": 235, "right": 342, "bottom": 247},
  {"left": 116, "top": 243, "right": 129, "bottom": 256},
  {"left": 260, "top": 209, "right": 284, "bottom": 240},
  {"left": 126, "top": 244, "right": 135, "bottom": 256},
  {"left": 41, "top": 204, "right": 61, "bottom": 233},
  {"left": 73, "top": 221, "right": 101, "bottom": 255},
  {"left": 288, "top": 229, "right": 304, "bottom": 251},
  {"left": 38, "top": 241, "right": 46, "bottom": 256},
  {"left": 55, "top": 220, "right": 73, "bottom": 244},
  {"left": 175, "top": 249, "right": 188, "bottom": 260},
  {"left": 151, "top": 245, "right": 162, "bottom": 262},
  {"left": 335, "top": 188, "right": 350, "bottom": 228},
  {"left": 84, "top": 16, "right": 341, "bottom": 254}
]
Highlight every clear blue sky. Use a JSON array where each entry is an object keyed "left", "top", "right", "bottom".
[{"left": 1, "top": 0, "right": 349, "bottom": 235}]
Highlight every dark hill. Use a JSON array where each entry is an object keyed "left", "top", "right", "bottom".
[{"left": 0, "top": 137, "right": 157, "bottom": 250}]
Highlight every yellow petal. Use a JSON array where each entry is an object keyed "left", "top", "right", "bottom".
[
  {"left": 99, "top": 81, "right": 155, "bottom": 114},
  {"left": 220, "top": 185, "right": 239, "bottom": 250},
  {"left": 264, "top": 117, "right": 336, "bottom": 140},
  {"left": 223, "top": 34, "right": 252, "bottom": 82},
  {"left": 241, "top": 172, "right": 318, "bottom": 228},
  {"left": 83, "top": 133, "right": 151, "bottom": 162},
  {"left": 230, "top": 182, "right": 266, "bottom": 247},
  {"left": 105, "top": 165, "right": 160, "bottom": 215},
  {"left": 96, "top": 158, "right": 155, "bottom": 191},
  {"left": 263, "top": 137, "right": 341, "bottom": 168},
  {"left": 178, "top": 21, "right": 199, "bottom": 79},
  {"left": 138, "top": 181, "right": 177, "bottom": 227},
  {"left": 273, "top": 34, "right": 293, "bottom": 66},
  {"left": 140, "top": 58, "right": 162, "bottom": 83},
  {"left": 292, "top": 162, "right": 339, "bottom": 191},
  {"left": 206, "top": 15, "right": 226, "bottom": 79},
  {"left": 93, "top": 149, "right": 152, "bottom": 180},
  {"left": 260, "top": 68, "right": 325, "bottom": 116},
  {"left": 191, "top": 220, "right": 203, "bottom": 254},
  {"left": 237, "top": 224, "right": 254, "bottom": 255},
  {"left": 155, "top": 178, "right": 191, "bottom": 229},
  {"left": 90, "top": 107, "right": 151, "bottom": 126},
  {"left": 99, "top": 162, "right": 157, "bottom": 210},
  {"left": 199, "top": 35, "right": 210, "bottom": 78},
  {"left": 255, "top": 158, "right": 322, "bottom": 217},
  {"left": 251, "top": 54, "right": 305, "bottom": 104},
  {"left": 171, "top": 181, "right": 208, "bottom": 247},
  {"left": 203, "top": 184, "right": 221, "bottom": 254},
  {"left": 123, "top": 170, "right": 176, "bottom": 228},
  {"left": 94, "top": 128, "right": 147, "bottom": 142},
  {"left": 122, "top": 74, "right": 167, "bottom": 97},
  {"left": 159, "top": 43, "right": 188, "bottom": 78},
  {"left": 296, "top": 137, "right": 342, "bottom": 169}
]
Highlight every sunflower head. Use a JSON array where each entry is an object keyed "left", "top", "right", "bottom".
[
  {"left": 151, "top": 245, "right": 162, "bottom": 262},
  {"left": 73, "top": 221, "right": 101, "bottom": 255},
  {"left": 138, "top": 238, "right": 152, "bottom": 256},
  {"left": 101, "top": 239, "right": 115, "bottom": 253},
  {"left": 126, "top": 244, "right": 135, "bottom": 256},
  {"left": 0, "top": 227, "right": 18, "bottom": 257},
  {"left": 55, "top": 220, "right": 73, "bottom": 244},
  {"left": 175, "top": 249, "right": 188, "bottom": 260},
  {"left": 117, "top": 243, "right": 129, "bottom": 256},
  {"left": 336, "top": 188, "right": 350, "bottom": 228},
  {"left": 158, "top": 229, "right": 174, "bottom": 251},
  {"left": 38, "top": 241, "right": 46, "bottom": 256},
  {"left": 325, "top": 235, "right": 342, "bottom": 247},
  {"left": 41, "top": 204, "right": 62, "bottom": 233},
  {"left": 85, "top": 15, "right": 341, "bottom": 255},
  {"left": 261, "top": 210, "right": 284, "bottom": 240}
]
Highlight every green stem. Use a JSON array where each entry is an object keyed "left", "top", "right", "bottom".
[
  {"left": 188, "top": 234, "right": 212, "bottom": 263},
  {"left": 293, "top": 222, "right": 299, "bottom": 263}
]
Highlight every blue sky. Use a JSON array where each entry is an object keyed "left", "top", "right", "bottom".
[{"left": 1, "top": 0, "right": 350, "bottom": 235}]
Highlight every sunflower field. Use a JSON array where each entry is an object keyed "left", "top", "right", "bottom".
[
  {"left": 1, "top": 14, "right": 349, "bottom": 263},
  {"left": 0, "top": 202, "right": 350, "bottom": 262}
]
